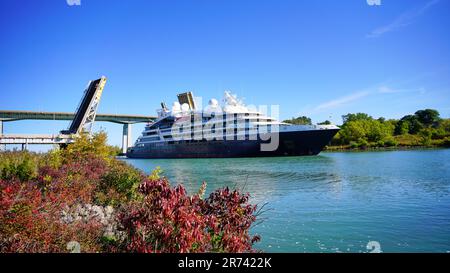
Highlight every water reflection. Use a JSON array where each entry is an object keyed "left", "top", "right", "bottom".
[{"left": 124, "top": 155, "right": 344, "bottom": 204}]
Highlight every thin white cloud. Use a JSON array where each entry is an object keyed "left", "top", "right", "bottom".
[
  {"left": 314, "top": 91, "right": 371, "bottom": 111},
  {"left": 377, "top": 85, "right": 426, "bottom": 94},
  {"left": 378, "top": 86, "right": 396, "bottom": 93},
  {"left": 311, "top": 84, "right": 425, "bottom": 113},
  {"left": 367, "top": 0, "right": 440, "bottom": 38}
]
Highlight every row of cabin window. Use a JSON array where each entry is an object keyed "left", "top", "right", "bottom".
[{"left": 143, "top": 125, "right": 272, "bottom": 138}]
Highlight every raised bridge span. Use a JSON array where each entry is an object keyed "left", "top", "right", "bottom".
[{"left": 0, "top": 77, "right": 157, "bottom": 153}]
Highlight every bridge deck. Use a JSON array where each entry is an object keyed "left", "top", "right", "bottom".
[
  {"left": 0, "top": 134, "right": 74, "bottom": 145},
  {"left": 0, "top": 110, "right": 157, "bottom": 124}
]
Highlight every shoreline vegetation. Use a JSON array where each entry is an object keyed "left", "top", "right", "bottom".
[
  {"left": 0, "top": 133, "right": 260, "bottom": 253},
  {"left": 323, "top": 145, "right": 448, "bottom": 152},
  {"left": 283, "top": 109, "right": 450, "bottom": 151}
]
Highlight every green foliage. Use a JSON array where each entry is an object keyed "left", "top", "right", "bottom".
[
  {"left": 339, "top": 120, "right": 366, "bottom": 142},
  {"left": 395, "top": 115, "right": 423, "bottom": 135},
  {"left": 342, "top": 113, "right": 372, "bottom": 124},
  {"left": 42, "top": 149, "right": 63, "bottom": 169},
  {"left": 0, "top": 152, "right": 38, "bottom": 182},
  {"left": 349, "top": 141, "right": 359, "bottom": 149},
  {"left": 441, "top": 119, "right": 450, "bottom": 132},
  {"left": 394, "top": 109, "right": 440, "bottom": 135},
  {"left": 149, "top": 166, "right": 163, "bottom": 180},
  {"left": 418, "top": 128, "right": 433, "bottom": 146},
  {"left": 338, "top": 119, "right": 393, "bottom": 144},
  {"left": 357, "top": 138, "right": 369, "bottom": 148},
  {"left": 383, "top": 136, "right": 398, "bottom": 147},
  {"left": 415, "top": 109, "right": 440, "bottom": 127},
  {"left": 96, "top": 160, "right": 144, "bottom": 207},
  {"left": 61, "top": 131, "right": 117, "bottom": 162},
  {"left": 318, "top": 120, "right": 332, "bottom": 125},
  {"left": 331, "top": 109, "right": 448, "bottom": 149},
  {"left": 395, "top": 119, "right": 410, "bottom": 135},
  {"left": 283, "top": 116, "right": 312, "bottom": 125},
  {"left": 109, "top": 145, "right": 123, "bottom": 156}
]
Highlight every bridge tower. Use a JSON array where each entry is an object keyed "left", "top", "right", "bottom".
[{"left": 61, "top": 76, "right": 107, "bottom": 135}]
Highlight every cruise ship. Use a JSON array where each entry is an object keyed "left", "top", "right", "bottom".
[{"left": 126, "top": 92, "right": 339, "bottom": 158}]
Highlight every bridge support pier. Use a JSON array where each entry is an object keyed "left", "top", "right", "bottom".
[
  {"left": 122, "top": 123, "right": 132, "bottom": 154},
  {"left": 0, "top": 120, "right": 4, "bottom": 151}
]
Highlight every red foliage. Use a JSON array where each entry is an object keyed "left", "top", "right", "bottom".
[
  {"left": 37, "top": 155, "right": 107, "bottom": 205},
  {"left": 0, "top": 155, "right": 107, "bottom": 252},
  {"left": 0, "top": 178, "right": 102, "bottom": 252},
  {"left": 202, "top": 187, "right": 260, "bottom": 252},
  {"left": 118, "top": 178, "right": 260, "bottom": 253}
]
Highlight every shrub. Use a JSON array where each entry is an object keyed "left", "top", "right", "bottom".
[
  {"left": 118, "top": 178, "right": 260, "bottom": 253},
  {"left": 383, "top": 136, "right": 398, "bottom": 147},
  {"left": 434, "top": 136, "right": 450, "bottom": 147},
  {"left": 350, "top": 141, "right": 359, "bottom": 149},
  {"left": 96, "top": 160, "right": 144, "bottom": 207},
  {"left": 419, "top": 128, "right": 433, "bottom": 146},
  {"left": 60, "top": 131, "right": 117, "bottom": 163},
  {"left": 357, "top": 138, "right": 369, "bottom": 148},
  {"left": 376, "top": 140, "right": 385, "bottom": 147},
  {"left": 202, "top": 186, "right": 260, "bottom": 252},
  {"left": 0, "top": 152, "right": 38, "bottom": 182},
  {"left": 0, "top": 179, "right": 103, "bottom": 253}
]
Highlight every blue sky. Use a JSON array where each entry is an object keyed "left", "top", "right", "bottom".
[{"left": 1, "top": 0, "right": 449, "bottom": 150}]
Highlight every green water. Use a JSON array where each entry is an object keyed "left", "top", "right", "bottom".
[{"left": 122, "top": 149, "right": 450, "bottom": 253}]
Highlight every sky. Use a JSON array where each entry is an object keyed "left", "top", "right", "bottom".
[{"left": 1, "top": 0, "right": 449, "bottom": 150}]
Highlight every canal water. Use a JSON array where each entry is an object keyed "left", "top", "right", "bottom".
[{"left": 122, "top": 149, "right": 450, "bottom": 253}]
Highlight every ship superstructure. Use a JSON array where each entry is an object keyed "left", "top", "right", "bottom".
[{"left": 127, "top": 92, "right": 339, "bottom": 158}]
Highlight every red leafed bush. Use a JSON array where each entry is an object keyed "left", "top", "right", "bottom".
[
  {"left": 202, "top": 187, "right": 260, "bottom": 252},
  {"left": 118, "top": 178, "right": 260, "bottom": 253},
  {"left": 0, "top": 148, "right": 109, "bottom": 253},
  {"left": 0, "top": 178, "right": 103, "bottom": 253},
  {"left": 37, "top": 155, "right": 108, "bottom": 205}
]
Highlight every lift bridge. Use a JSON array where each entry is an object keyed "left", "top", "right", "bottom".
[{"left": 0, "top": 77, "right": 156, "bottom": 154}]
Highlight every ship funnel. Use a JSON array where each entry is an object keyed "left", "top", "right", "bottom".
[{"left": 177, "top": 91, "right": 196, "bottom": 110}]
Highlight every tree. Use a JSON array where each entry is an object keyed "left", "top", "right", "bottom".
[
  {"left": 318, "top": 120, "right": 332, "bottom": 125},
  {"left": 394, "top": 120, "right": 410, "bottom": 135},
  {"left": 283, "top": 116, "right": 312, "bottom": 125},
  {"left": 396, "top": 115, "right": 423, "bottom": 135},
  {"left": 339, "top": 120, "right": 366, "bottom": 143},
  {"left": 338, "top": 115, "right": 395, "bottom": 144},
  {"left": 342, "top": 113, "right": 372, "bottom": 124},
  {"left": 414, "top": 109, "right": 440, "bottom": 127},
  {"left": 61, "top": 131, "right": 117, "bottom": 162}
]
